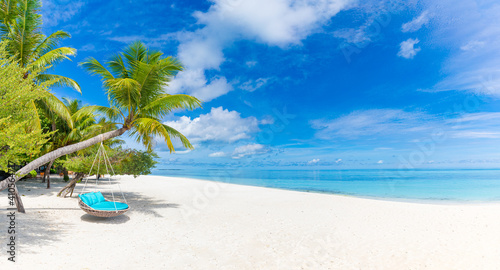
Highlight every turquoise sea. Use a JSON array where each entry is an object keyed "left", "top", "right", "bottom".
[{"left": 152, "top": 169, "right": 500, "bottom": 202}]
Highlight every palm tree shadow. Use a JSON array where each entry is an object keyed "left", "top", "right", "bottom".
[
  {"left": 0, "top": 211, "right": 72, "bottom": 255},
  {"left": 117, "top": 191, "right": 180, "bottom": 218}
]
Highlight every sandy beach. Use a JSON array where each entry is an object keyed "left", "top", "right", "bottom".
[{"left": 1, "top": 175, "right": 500, "bottom": 269}]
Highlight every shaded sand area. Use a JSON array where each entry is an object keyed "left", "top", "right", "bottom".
[{"left": 1, "top": 175, "right": 500, "bottom": 269}]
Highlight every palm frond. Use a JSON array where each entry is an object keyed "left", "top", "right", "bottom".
[
  {"left": 10, "top": 0, "right": 43, "bottom": 66},
  {"left": 141, "top": 94, "right": 202, "bottom": 118},
  {"left": 33, "top": 30, "right": 70, "bottom": 56},
  {"left": 107, "top": 53, "right": 129, "bottom": 78},
  {"left": 132, "top": 117, "right": 193, "bottom": 152},
  {"left": 35, "top": 92, "right": 74, "bottom": 129},
  {"left": 37, "top": 73, "right": 82, "bottom": 93},
  {"left": 0, "top": 0, "right": 19, "bottom": 37},
  {"left": 122, "top": 40, "right": 147, "bottom": 65},
  {"left": 79, "top": 57, "right": 115, "bottom": 80},
  {"left": 104, "top": 78, "right": 141, "bottom": 110},
  {"left": 29, "top": 46, "right": 76, "bottom": 70},
  {"left": 73, "top": 105, "right": 124, "bottom": 123}
]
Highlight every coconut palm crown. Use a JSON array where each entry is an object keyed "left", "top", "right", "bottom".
[{"left": 79, "top": 41, "right": 202, "bottom": 152}]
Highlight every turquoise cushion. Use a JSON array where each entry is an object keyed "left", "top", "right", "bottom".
[
  {"left": 91, "top": 201, "right": 129, "bottom": 211},
  {"left": 94, "top": 191, "right": 106, "bottom": 203},
  {"left": 80, "top": 192, "right": 101, "bottom": 206},
  {"left": 79, "top": 194, "right": 92, "bottom": 206},
  {"left": 87, "top": 192, "right": 98, "bottom": 205}
]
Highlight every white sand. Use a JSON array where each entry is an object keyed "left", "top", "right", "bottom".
[{"left": 1, "top": 175, "right": 500, "bottom": 269}]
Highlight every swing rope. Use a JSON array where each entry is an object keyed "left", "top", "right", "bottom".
[{"left": 79, "top": 142, "right": 126, "bottom": 213}]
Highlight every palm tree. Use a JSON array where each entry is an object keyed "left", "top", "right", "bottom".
[
  {"left": 39, "top": 98, "right": 113, "bottom": 188},
  {"left": 0, "top": 41, "right": 202, "bottom": 211},
  {"left": 0, "top": 0, "right": 80, "bottom": 128}
]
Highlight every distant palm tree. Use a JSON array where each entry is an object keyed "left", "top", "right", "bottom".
[
  {"left": 0, "top": 0, "right": 80, "bottom": 128},
  {"left": 0, "top": 41, "right": 201, "bottom": 202},
  {"left": 39, "top": 98, "right": 115, "bottom": 188}
]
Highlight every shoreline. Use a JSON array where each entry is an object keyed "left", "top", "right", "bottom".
[
  {"left": 2, "top": 175, "right": 500, "bottom": 269},
  {"left": 151, "top": 174, "right": 500, "bottom": 206}
]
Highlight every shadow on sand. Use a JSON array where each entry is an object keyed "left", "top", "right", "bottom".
[
  {"left": 80, "top": 213, "right": 130, "bottom": 224},
  {"left": 1, "top": 179, "right": 181, "bottom": 253},
  {"left": 120, "top": 191, "right": 180, "bottom": 218}
]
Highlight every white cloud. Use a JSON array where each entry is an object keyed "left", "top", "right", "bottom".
[
  {"left": 246, "top": 61, "right": 258, "bottom": 68},
  {"left": 167, "top": 70, "right": 233, "bottom": 102},
  {"left": 377, "top": 160, "right": 384, "bottom": 164},
  {"left": 460, "top": 40, "right": 485, "bottom": 51},
  {"left": 79, "top": 44, "right": 95, "bottom": 52},
  {"left": 42, "top": 0, "right": 84, "bottom": 27},
  {"left": 423, "top": 0, "right": 500, "bottom": 96},
  {"left": 333, "top": 27, "right": 371, "bottom": 46},
  {"left": 308, "top": 158, "right": 320, "bottom": 164},
  {"left": 260, "top": 115, "right": 275, "bottom": 125},
  {"left": 169, "top": 0, "right": 354, "bottom": 101},
  {"left": 232, "top": 144, "right": 267, "bottom": 159},
  {"left": 401, "top": 10, "right": 430, "bottom": 32},
  {"left": 209, "top": 151, "right": 227, "bottom": 157},
  {"left": 239, "top": 78, "right": 270, "bottom": 92},
  {"left": 312, "top": 109, "right": 500, "bottom": 142},
  {"left": 164, "top": 107, "right": 259, "bottom": 143},
  {"left": 311, "top": 109, "right": 430, "bottom": 139},
  {"left": 397, "top": 38, "right": 421, "bottom": 59}
]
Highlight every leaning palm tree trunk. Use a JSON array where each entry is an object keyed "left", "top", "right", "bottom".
[{"left": 0, "top": 127, "right": 128, "bottom": 212}]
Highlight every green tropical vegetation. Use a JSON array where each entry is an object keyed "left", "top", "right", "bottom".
[
  {"left": 0, "top": 0, "right": 202, "bottom": 212},
  {"left": 58, "top": 145, "right": 158, "bottom": 197},
  {"left": 0, "top": 42, "right": 50, "bottom": 171}
]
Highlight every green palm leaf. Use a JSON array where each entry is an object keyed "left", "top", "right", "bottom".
[
  {"left": 35, "top": 92, "right": 74, "bottom": 129},
  {"left": 29, "top": 46, "right": 76, "bottom": 70},
  {"left": 37, "top": 74, "right": 81, "bottom": 93}
]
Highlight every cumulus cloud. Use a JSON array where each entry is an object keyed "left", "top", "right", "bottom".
[
  {"left": 164, "top": 107, "right": 259, "bottom": 143},
  {"left": 169, "top": 0, "right": 353, "bottom": 101},
  {"left": 401, "top": 10, "right": 430, "bottom": 32},
  {"left": 397, "top": 38, "right": 421, "bottom": 59},
  {"left": 232, "top": 144, "right": 268, "bottom": 159},
  {"left": 168, "top": 70, "right": 233, "bottom": 102}
]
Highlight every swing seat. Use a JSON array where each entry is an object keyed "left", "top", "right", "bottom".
[{"left": 79, "top": 192, "right": 129, "bottom": 217}]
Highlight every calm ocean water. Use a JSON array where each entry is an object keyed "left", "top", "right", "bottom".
[{"left": 151, "top": 169, "right": 500, "bottom": 202}]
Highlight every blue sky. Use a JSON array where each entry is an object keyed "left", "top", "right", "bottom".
[{"left": 42, "top": 0, "right": 500, "bottom": 169}]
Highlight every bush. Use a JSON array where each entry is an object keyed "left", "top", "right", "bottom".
[
  {"left": 63, "top": 174, "right": 69, "bottom": 182},
  {"left": 29, "top": 170, "right": 37, "bottom": 178}
]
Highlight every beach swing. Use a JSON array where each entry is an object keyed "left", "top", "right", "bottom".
[{"left": 78, "top": 143, "right": 130, "bottom": 218}]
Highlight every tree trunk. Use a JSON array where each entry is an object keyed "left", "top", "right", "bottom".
[
  {"left": 57, "top": 172, "right": 85, "bottom": 197},
  {"left": 12, "top": 185, "right": 25, "bottom": 213},
  {"left": 42, "top": 163, "right": 47, "bottom": 183},
  {"left": 0, "top": 127, "right": 127, "bottom": 200},
  {"left": 45, "top": 160, "right": 54, "bottom": 189}
]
